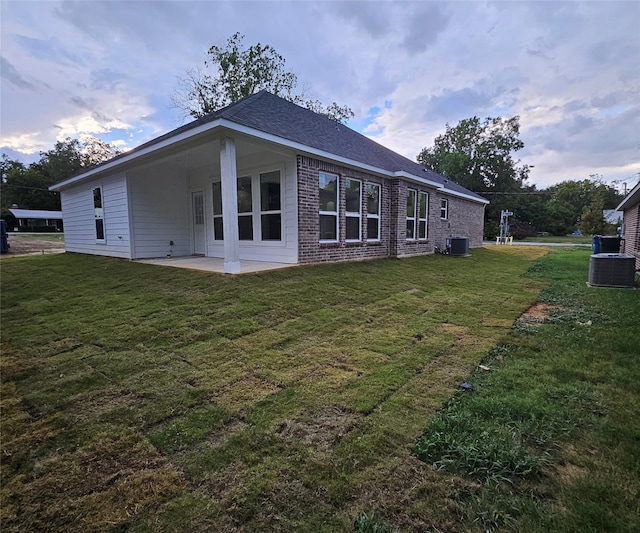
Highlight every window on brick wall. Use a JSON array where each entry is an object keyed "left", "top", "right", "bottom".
[
  {"left": 407, "top": 188, "right": 417, "bottom": 240},
  {"left": 440, "top": 198, "right": 449, "bottom": 219},
  {"left": 345, "top": 178, "right": 362, "bottom": 241},
  {"left": 418, "top": 191, "right": 428, "bottom": 240},
  {"left": 319, "top": 172, "right": 339, "bottom": 241},
  {"left": 367, "top": 183, "right": 380, "bottom": 241}
]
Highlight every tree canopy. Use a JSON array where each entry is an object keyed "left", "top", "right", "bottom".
[
  {"left": 1, "top": 137, "right": 120, "bottom": 213},
  {"left": 417, "top": 116, "right": 626, "bottom": 238},
  {"left": 417, "top": 116, "right": 530, "bottom": 194},
  {"left": 172, "top": 33, "right": 354, "bottom": 123}
]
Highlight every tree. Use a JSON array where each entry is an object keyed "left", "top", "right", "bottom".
[
  {"left": 173, "top": 33, "right": 354, "bottom": 123},
  {"left": 577, "top": 193, "right": 608, "bottom": 236},
  {"left": 1, "top": 137, "right": 120, "bottom": 213},
  {"left": 542, "top": 177, "right": 622, "bottom": 235},
  {"left": 417, "top": 116, "right": 531, "bottom": 236},
  {"left": 417, "top": 116, "right": 530, "bottom": 194}
]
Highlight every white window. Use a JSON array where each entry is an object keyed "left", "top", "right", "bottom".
[
  {"left": 260, "top": 170, "right": 281, "bottom": 241},
  {"left": 406, "top": 188, "right": 417, "bottom": 240},
  {"left": 345, "top": 178, "right": 362, "bottom": 241},
  {"left": 319, "top": 172, "right": 339, "bottom": 241},
  {"left": 93, "top": 186, "right": 105, "bottom": 242},
  {"left": 212, "top": 182, "right": 223, "bottom": 240},
  {"left": 440, "top": 198, "right": 449, "bottom": 219},
  {"left": 212, "top": 170, "right": 282, "bottom": 242},
  {"left": 366, "top": 183, "right": 380, "bottom": 241},
  {"left": 418, "top": 192, "right": 429, "bottom": 240}
]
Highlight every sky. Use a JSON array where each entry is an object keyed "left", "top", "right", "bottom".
[{"left": 1, "top": 0, "right": 639, "bottom": 191}]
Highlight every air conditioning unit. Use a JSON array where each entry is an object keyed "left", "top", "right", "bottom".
[
  {"left": 588, "top": 254, "right": 635, "bottom": 288},
  {"left": 447, "top": 237, "right": 470, "bottom": 257}
]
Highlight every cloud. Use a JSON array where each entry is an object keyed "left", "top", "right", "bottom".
[{"left": 0, "top": 56, "right": 35, "bottom": 90}]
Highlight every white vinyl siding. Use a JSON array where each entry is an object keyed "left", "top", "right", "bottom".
[
  {"left": 129, "top": 172, "right": 191, "bottom": 259},
  {"left": 60, "top": 173, "right": 131, "bottom": 258}
]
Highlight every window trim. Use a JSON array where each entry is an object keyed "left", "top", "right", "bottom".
[
  {"left": 345, "top": 177, "right": 362, "bottom": 242},
  {"left": 211, "top": 166, "right": 283, "bottom": 243},
  {"left": 418, "top": 191, "right": 429, "bottom": 240},
  {"left": 259, "top": 169, "right": 282, "bottom": 242},
  {"left": 406, "top": 188, "right": 417, "bottom": 241},
  {"left": 93, "top": 185, "right": 105, "bottom": 243},
  {"left": 366, "top": 182, "right": 381, "bottom": 242},
  {"left": 319, "top": 171, "right": 339, "bottom": 243},
  {"left": 440, "top": 198, "right": 449, "bottom": 220}
]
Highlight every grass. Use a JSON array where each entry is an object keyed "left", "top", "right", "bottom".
[
  {"left": 521, "top": 235, "right": 592, "bottom": 244},
  {"left": 1, "top": 246, "right": 638, "bottom": 531},
  {"left": 416, "top": 248, "right": 640, "bottom": 531}
]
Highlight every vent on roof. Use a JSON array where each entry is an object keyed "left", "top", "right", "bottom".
[{"left": 588, "top": 254, "right": 635, "bottom": 288}]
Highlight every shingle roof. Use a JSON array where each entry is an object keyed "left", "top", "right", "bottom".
[{"left": 54, "top": 90, "right": 486, "bottom": 203}]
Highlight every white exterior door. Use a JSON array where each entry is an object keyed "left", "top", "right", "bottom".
[{"left": 192, "top": 191, "right": 205, "bottom": 255}]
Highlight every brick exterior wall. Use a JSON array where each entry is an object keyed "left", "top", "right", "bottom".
[
  {"left": 296, "top": 155, "right": 485, "bottom": 264},
  {"left": 621, "top": 202, "right": 640, "bottom": 270}
]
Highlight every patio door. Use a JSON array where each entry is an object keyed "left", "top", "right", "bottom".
[{"left": 191, "top": 191, "right": 205, "bottom": 255}]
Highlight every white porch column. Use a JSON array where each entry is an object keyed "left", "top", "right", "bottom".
[{"left": 220, "top": 137, "right": 241, "bottom": 274}]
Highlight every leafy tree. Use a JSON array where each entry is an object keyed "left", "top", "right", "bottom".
[
  {"left": 417, "top": 116, "right": 530, "bottom": 194},
  {"left": 541, "top": 177, "right": 622, "bottom": 235},
  {"left": 173, "top": 33, "right": 354, "bottom": 123},
  {"left": 417, "top": 116, "right": 531, "bottom": 237},
  {"left": 1, "top": 137, "right": 120, "bottom": 213},
  {"left": 577, "top": 193, "right": 608, "bottom": 236}
]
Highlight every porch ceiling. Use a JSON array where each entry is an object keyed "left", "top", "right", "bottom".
[{"left": 125, "top": 133, "right": 295, "bottom": 180}]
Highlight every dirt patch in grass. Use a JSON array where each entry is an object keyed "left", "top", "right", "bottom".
[
  {"left": 3, "top": 235, "right": 65, "bottom": 256},
  {"left": 276, "top": 404, "right": 363, "bottom": 452},
  {"left": 520, "top": 302, "right": 561, "bottom": 321}
]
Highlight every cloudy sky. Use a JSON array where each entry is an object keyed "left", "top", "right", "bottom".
[{"left": 1, "top": 0, "right": 638, "bottom": 190}]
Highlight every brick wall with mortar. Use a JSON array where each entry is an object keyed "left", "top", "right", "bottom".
[{"left": 296, "top": 155, "right": 485, "bottom": 263}]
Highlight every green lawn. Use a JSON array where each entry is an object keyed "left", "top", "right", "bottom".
[{"left": 1, "top": 247, "right": 637, "bottom": 532}]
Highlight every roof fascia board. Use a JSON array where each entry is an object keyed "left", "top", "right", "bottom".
[
  {"left": 616, "top": 182, "right": 640, "bottom": 211},
  {"left": 392, "top": 170, "right": 442, "bottom": 188},
  {"left": 439, "top": 189, "right": 490, "bottom": 204},
  {"left": 50, "top": 119, "right": 226, "bottom": 190}
]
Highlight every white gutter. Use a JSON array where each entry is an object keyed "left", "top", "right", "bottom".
[{"left": 50, "top": 118, "right": 489, "bottom": 205}]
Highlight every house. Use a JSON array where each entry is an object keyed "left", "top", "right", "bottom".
[
  {"left": 7, "top": 208, "right": 64, "bottom": 232},
  {"left": 50, "top": 91, "right": 488, "bottom": 273},
  {"left": 616, "top": 181, "right": 640, "bottom": 270}
]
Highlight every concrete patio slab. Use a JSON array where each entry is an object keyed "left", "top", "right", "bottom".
[{"left": 136, "top": 256, "right": 296, "bottom": 274}]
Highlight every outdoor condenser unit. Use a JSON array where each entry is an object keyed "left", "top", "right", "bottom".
[
  {"left": 588, "top": 253, "right": 635, "bottom": 288},
  {"left": 448, "top": 237, "right": 470, "bottom": 257}
]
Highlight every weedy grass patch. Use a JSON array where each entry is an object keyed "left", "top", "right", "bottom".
[
  {"left": 415, "top": 247, "right": 640, "bottom": 532},
  {"left": 4, "top": 246, "right": 634, "bottom": 531}
]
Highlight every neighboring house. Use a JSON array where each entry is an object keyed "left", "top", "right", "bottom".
[
  {"left": 616, "top": 181, "right": 640, "bottom": 270},
  {"left": 8, "top": 208, "right": 64, "bottom": 232},
  {"left": 50, "top": 91, "right": 488, "bottom": 273}
]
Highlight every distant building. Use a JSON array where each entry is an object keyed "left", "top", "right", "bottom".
[{"left": 8, "top": 208, "right": 64, "bottom": 232}]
